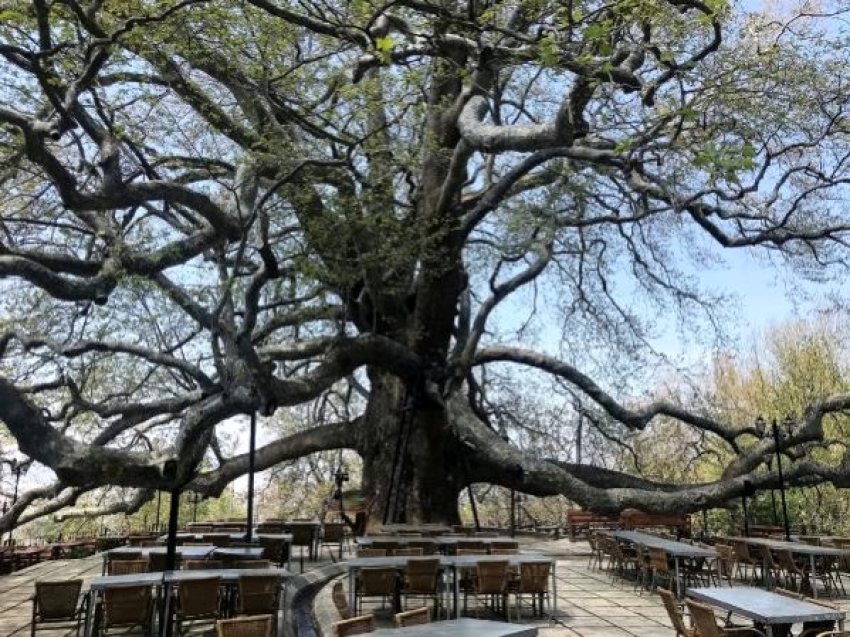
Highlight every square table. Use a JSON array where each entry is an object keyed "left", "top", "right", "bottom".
[
  {"left": 687, "top": 587, "right": 845, "bottom": 637},
  {"left": 370, "top": 617, "right": 537, "bottom": 637}
]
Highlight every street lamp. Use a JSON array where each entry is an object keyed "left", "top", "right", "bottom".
[
  {"left": 6, "top": 458, "right": 29, "bottom": 546},
  {"left": 755, "top": 415, "right": 792, "bottom": 541}
]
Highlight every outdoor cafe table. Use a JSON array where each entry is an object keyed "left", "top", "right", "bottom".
[
  {"left": 371, "top": 617, "right": 537, "bottom": 637},
  {"left": 212, "top": 546, "right": 266, "bottom": 561},
  {"left": 101, "top": 544, "right": 215, "bottom": 574},
  {"left": 356, "top": 536, "right": 518, "bottom": 553},
  {"left": 82, "top": 567, "right": 293, "bottom": 637},
  {"left": 159, "top": 532, "right": 294, "bottom": 543},
  {"left": 730, "top": 537, "right": 850, "bottom": 598},
  {"left": 606, "top": 530, "right": 717, "bottom": 597},
  {"left": 345, "top": 554, "right": 556, "bottom": 619},
  {"left": 687, "top": 587, "right": 846, "bottom": 637}
]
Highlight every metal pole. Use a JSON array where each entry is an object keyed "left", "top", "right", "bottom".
[
  {"left": 510, "top": 488, "right": 516, "bottom": 538},
  {"left": 8, "top": 468, "right": 20, "bottom": 546},
  {"left": 741, "top": 493, "right": 750, "bottom": 537},
  {"left": 192, "top": 494, "right": 199, "bottom": 524},
  {"left": 161, "top": 489, "right": 181, "bottom": 637},
  {"left": 772, "top": 419, "right": 792, "bottom": 541},
  {"left": 246, "top": 411, "right": 256, "bottom": 542},
  {"left": 154, "top": 490, "right": 162, "bottom": 533}
]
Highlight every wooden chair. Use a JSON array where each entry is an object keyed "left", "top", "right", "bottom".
[
  {"left": 106, "top": 552, "right": 142, "bottom": 574},
  {"left": 332, "top": 614, "right": 375, "bottom": 637},
  {"left": 174, "top": 576, "right": 221, "bottom": 636},
  {"left": 471, "top": 560, "right": 509, "bottom": 618},
  {"left": 799, "top": 596, "right": 841, "bottom": 637},
  {"left": 648, "top": 547, "right": 675, "bottom": 593},
  {"left": 587, "top": 533, "right": 604, "bottom": 570},
  {"left": 393, "top": 607, "right": 431, "bottom": 627},
  {"left": 100, "top": 584, "right": 153, "bottom": 636},
  {"left": 184, "top": 559, "right": 223, "bottom": 570},
  {"left": 685, "top": 598, "right": 765, "bottom": 637},
  {"left": 332, "top": 581, "right": 352, "bottom": 620},
  {"left": 149, "top": 551, "right": 182, "bottom": 572},
  {"left": 369, "top": 540, "right": 400, "bottom": 556},
  {"left": 283, "top": 524, "right": 317, "bottom": 570},
  {"left": 491, "top": 541, "right": 519, "bottom": 553},
  {"left": 355, "top": 567, "right": 397, "bottom": 615},
  {"left": 401, "top": 558, "right": 442, "bottom": 616},
  {"left": 321, "top": 523, "right": 347, "bottom": 561},
  {"left": 109, "top": 559, "right": 150, "bottom": 576},
  {"left": 216, "top": 615, "right": 273, "bottom": 637},
  {"left": 774, "top": 549, "right": 809, "bottom": 592},
  {"left": 714, "top": 544, "right": 736, "bottom": 586},
  {"left": 774, "top": 586, "right": 803, "bottom": 599},
  {"left": 258, "top": 538, "right": 289, "bottom": 569},
  {"left": 204, "top": 535, "right": 232, "bottom": 548},
  {"left": 510, "top": 561, "right": 551, "bottom": 620},
  {"left": 394, "top": 548, "right": 424, "bottom": 557},
  {"left": 356, "top": 549, "right": 386, "bottom": 558},
  {"left": 235, "top": 560, "right": 272, "bottom": 569},
  {"left": 658, "top": 587, "right": 695, "bottom": 637},
  {"left": 235, "top": 574, "right": 281, "bottom": 636},
  {"left": 31, "top": 579, "right": 86, "bottom": 637}
]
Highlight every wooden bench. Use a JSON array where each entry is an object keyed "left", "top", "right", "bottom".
[
  {"left": 619, "top": 510, "right": 691, "bottom": 537},
  {"left": 566, "top": 510, "right": 618, "bottom": 540}
]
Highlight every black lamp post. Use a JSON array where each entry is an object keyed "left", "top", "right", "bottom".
[
  {"left": 189, "top": 492, "right": 203, "bottom": 524},
  {"left": 246, "top": 411, "right": 257, "bottom": 543},
  {"left": 7, "top": 459, "right": 28, "bottom": 546},
  {"left": 755, "top": 415, "right": 792, "bottom": 541},
  {"left": 154, "top": 490, "right": 162, "bottom": 533}
]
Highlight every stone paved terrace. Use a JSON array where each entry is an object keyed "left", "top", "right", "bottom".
[{"left": 6, "top": 536, "right": 850, "bottom": 637}]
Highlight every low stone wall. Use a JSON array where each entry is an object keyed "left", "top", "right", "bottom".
[{"left": 287, "top": 563, "right": 347, "bottom": 637}]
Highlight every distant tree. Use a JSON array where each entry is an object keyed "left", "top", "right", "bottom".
[{"left": 1, "top": 0, "right": 850, "bottom": 529}]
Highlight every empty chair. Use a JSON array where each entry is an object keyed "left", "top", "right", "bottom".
[
  {"left": 204, "top": 535, "right": 232, "bottom": 548},
  {"left": 216, "top": 615, "right": 273, "bottom": 637},
  {"left": 332, "top": 581, "right": 352, "bottom": 620},
  {"left": 258, "top": 538, "right": 289, "bottom": 568},
  {"left": 394, "top": 548, "right": 424, "bottom": 557},
  {"left": 322, "top": 523, "right": 347, "bottom": 561},
  {"left": 798, "top": 596, "right": 841, "bottom": 637},
  {"left": 283, "top": 525, "right": 317, "bottom": 570},
  {"left": 471, "top": 560, "right": 509, "bottom": 618},
  {"left": 100, "top": 584, "right": 153, "bottom": 636},
  {"left": 658, "top": 588, "right": 695, "bottom": 637},
  {"left": 174, "top": 576, "right": 221, "bottom": 636},
  {"left": 236, "top": 574, "right": 282, "bottom": 634},
  {"left": 31, "top": 579, "right": 85, "bottom": 637},
  {"left": 510, "top": 561, "right": 551, "bottom": 620},
  {"left": 355, "top": 567, "right": 397, "bottom": 615},
  {"left": 491, "top": 541, "right": 519, "bottom": 553},
  {"left": 393, "top": 607, "right": 431, "bottom": 627},
  {"left": 369, "top": 540, "right": 399, "bottom": 556},
  {"left": 109, "top": 559, "right": 149, "bottom": 576},
  {"left": 685, "top": 598, "right": 765, "bottom": 637},
  {"left": 235, "top": 560, "right": 272, "bottom": 569},
  {"left": 332, "top": 614, "right": 375, "bottom": 637},
  {"left": 184, "top": 559, "right": 224, "bottom": 570},
  {"left": 106, "top": 551, "right": 142, "bottom": 574},
  {"left": 356, "top": 549, "right": 386, "bottom": 558},
  {"left": 401, "top": 558, "right": 442, "bottom": 616},
  {"left": 149, "top": 551, "right": 182, "bottom": 572}
]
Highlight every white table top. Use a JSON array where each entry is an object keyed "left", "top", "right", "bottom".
[
  {"left": 105, "top": 546, "right": 213, "bottom": 559},
  {"left": 371, "top": 618, "right": 536, "bottom": 637},
  {"left": 356, "top": 536, "right": 516, "bottom": 546},
  {"left": 687, "top": 587, "right": 845, "bottom": 624},
  {"left": 212, "top": 547, "right": 266, "bottom": 558}
]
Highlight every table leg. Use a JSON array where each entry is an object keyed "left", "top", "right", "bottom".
[
  {"left": 675, "top": 557, "right": 682, "bottom": 598},
  {"left": 551, "top": 560, "right": 558, "bottom": 619},
  {"left": 810, "top": 555, "right": 818, "bottom": 599},
  {"left": 83, "top": 590, "right": 96, "bottom": 637},
  {"left": 454, "top": 565, "right": 460, "bottom": 619},
  {"left": 839, "top": 618, "right": 844, "bottom": 632},
  {"left": 348, "top": 568, "right": 355, "bottom": 615}
]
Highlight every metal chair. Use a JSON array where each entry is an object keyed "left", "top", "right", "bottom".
[
  {"left": 184, "top": 559, "right": 223, "bottom": 570},
  {"left": 283, "top": 525, "right": 316, "bottom": 570},
  {"left": 258, "top": 538, "right": 289, "bottom": 568},
  {"left": 331, "top": 614, "right": 375, "bottom": 637},
  {"left": 235, "top": 575, "right": 281, "bottom": 636},
  {"left": 216, "top": 615, "right": 273, "bottom": 637},
  {"left": 31, "top": 579, "right": 86, "bottom": 637},
  {"left": 394, "top": 548, "right": 424, "bottom": 557},
  {"left": 393, "top": 607, "right": 431, "bottom": 627}
]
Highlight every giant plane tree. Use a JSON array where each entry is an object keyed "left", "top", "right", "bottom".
[{"left": 2, "top": 0, "right": 850, "bottom": 530}]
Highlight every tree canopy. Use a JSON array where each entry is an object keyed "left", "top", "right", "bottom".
[{"left": 2, "top": 0, "right": 850, "bottom": 528}]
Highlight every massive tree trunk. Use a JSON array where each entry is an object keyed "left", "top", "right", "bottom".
[{"left": 358, "top": 370, "right": 464, "bottom": 526}]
